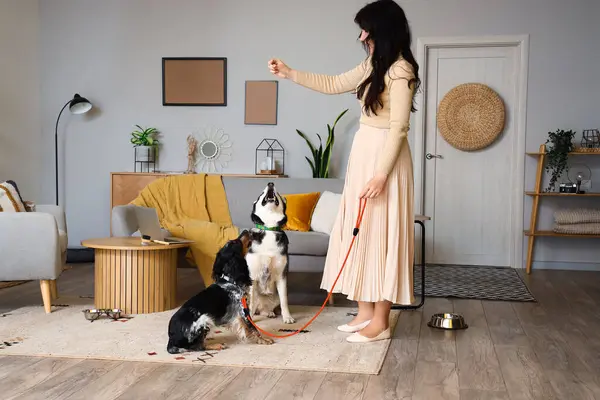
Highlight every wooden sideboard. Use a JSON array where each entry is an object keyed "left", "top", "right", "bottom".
[
  {"left": 111, "top": 172, "right": 170, "bottom": 210},
  {"left": 109, "top": 172, "right": 287, "bottom": 234}
]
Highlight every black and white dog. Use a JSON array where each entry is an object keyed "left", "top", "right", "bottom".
[
  {"left": 166, "top": 230, "right": 274, "bottom": 354},
  {"left": 247, "top": 182, "right": 295, "bottom": 324}
]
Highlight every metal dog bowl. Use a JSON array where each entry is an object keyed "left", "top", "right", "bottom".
[{"left": 427, "top": 313, "right": 468, "bottom": 330}]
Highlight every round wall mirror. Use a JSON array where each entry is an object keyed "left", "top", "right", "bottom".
[
  {"left": 193, "top": 127, "right": 232, "bottom": 173},
  {"left": 200, "top": 141, "right": 218, "bottom": 159}
]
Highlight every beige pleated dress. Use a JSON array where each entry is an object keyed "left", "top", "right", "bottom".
[{"left": 291, "top": 57, "right": 415, "bottom": 305}]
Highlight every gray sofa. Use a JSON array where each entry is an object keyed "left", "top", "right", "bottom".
[{"left": 111, "top": 177, "right": 344, "bottom": 273}]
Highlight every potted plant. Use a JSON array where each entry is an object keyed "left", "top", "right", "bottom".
[
  {"left": 296, "top": 109, "right": 349, "bottom": 178},
  {"left": 544, "top": 128, "right": 575, "bottom": 192},
  {"left": 130, "top": 125, "right": 160, "bottom": 162}
]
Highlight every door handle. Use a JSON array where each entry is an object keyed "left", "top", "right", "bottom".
[{"left": 426, "top": 153, "right": 443, "bottom": 160}]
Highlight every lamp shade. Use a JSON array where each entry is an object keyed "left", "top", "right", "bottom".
[{"left": 69, "top": 93, "right": 92, "bottom": 115}]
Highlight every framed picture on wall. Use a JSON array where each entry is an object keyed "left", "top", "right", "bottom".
[
  {"left": 162, "top": 57, "right": 227, "bottom": 106},
  {"left": 244, "top": 80, "right": 278, "bottom": 125}
]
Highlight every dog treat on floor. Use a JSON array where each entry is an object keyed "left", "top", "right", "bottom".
[{"left": 278, "top": 329, "right": 310, "bottom": 333}]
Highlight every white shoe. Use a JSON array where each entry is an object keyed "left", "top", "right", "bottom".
[
  {"left": 337, "top": 319, "right": 371, "bottom": 333},
  {"left": 346, "top": 327, "right": 391, "bottom": 343}
]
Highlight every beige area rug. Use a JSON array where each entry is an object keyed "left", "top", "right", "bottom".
[
  {"left": 0, "top": 296, "right": 400, "bottom": 375},
  {"left": 0, "top": 281, "right": 28, "bottom": 290}
]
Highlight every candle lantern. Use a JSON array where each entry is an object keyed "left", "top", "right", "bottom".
[
  {"left": 255, "top": 138, "right": 285, "bottom": 176},
  {"left": 581, "top": 129, "right": 600, "bottom": 149}
]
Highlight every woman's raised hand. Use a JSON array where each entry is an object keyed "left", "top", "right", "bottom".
[{"left": 268, "top": 58, "right": 292, "bottom": 79}]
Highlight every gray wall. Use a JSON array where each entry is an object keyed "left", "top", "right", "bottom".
[
  {"left": 0, "top": 0, "right": 41, "bottom": 201},
  {"left": 3, "top": 0, "right": 600, "bottom": 269}
]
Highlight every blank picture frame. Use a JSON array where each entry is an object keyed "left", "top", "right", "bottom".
[
  {"left": 162, "top": 57, "right": 227, "bottom": 106},
  {"left": 244, "top": 80, "right": 278, "bottom": 125}
]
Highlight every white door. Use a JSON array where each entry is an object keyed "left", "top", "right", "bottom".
[{"left": 423, "top": 45, "right": 519, "bottom": 266}]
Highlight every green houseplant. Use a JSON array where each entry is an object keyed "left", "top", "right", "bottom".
[
  {"left": 130, "top": 125, "right": 160, "bottom": 162},
  {"left": 296, "top": 109, "right": 349, "bottom": 178},
  {"left": 544, "top": 128, "right": 576, "bottom": 192}
]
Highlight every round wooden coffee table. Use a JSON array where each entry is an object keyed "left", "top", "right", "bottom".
[{"left": 81, "top": 237, "right": 191, "bottom": 314}]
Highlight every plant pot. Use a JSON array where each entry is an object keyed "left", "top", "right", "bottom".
[{"left": 135, "top": 146, "right": 156, "bottom": 162}]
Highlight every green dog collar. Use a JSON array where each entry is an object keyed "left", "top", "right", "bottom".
[{"left": 255, "top": 224, "right": 282, "bottom": 232}]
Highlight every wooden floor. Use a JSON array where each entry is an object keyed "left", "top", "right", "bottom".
[{"left": 1, "top": 264, "right": 600, "bottom": 400}]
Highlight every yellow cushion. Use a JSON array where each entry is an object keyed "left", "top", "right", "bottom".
[{"left": 282, "top": 192, "right": 322, "bottom": 232}]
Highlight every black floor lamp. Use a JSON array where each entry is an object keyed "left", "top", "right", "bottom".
[{"left": 55, "top": 94, "right": 92, "bottom": 206}]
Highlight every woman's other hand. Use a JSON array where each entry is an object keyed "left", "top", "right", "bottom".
[
  {"left": 268, "top": 59, "right": 292, "bottom": 79},
  {"left": 359, "top": 173, "right": 388, "bottom": 199}
]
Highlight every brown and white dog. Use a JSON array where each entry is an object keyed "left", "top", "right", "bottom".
[{"left": 246, "top": 182, "right": 295, "bottom": 324}]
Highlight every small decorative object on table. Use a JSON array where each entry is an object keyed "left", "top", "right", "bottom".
[
  {"left": 544, "top": 129, "right": 575, "bottom": 192},
  {"left": 185, "top": 134, "right": 198, "bottom": 174},
  {"left": 131, "top": 125, "right": 160, "bottom": 172},
  {"left": 255, "top": 139, "right": 285, "bottom": 175}
]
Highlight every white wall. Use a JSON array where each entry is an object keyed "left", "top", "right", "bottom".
[
  {"left": 35, "top": 0, "right": 600, "bottom": 268},
  {"left": 0, "top": 0, "right": 41, "bottom": 201}
]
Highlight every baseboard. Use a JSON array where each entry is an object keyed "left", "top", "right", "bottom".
[
  {"left": 528, "top": 261, "right": 600, "bottom": 272},
  {"left": 66, "top": 247, "right": 95, "bottom": 263}
]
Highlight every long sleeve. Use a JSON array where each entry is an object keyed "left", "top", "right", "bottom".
[
  {"left": 375, "top": 62, "right": 415, "bottom": 175},
  {"left": 290, "top": 59, "right": 369, "bottom": 95}
]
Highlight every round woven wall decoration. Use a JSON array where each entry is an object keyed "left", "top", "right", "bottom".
[{"left": 437, "top": 83, "right": 506, "bottom": 151}]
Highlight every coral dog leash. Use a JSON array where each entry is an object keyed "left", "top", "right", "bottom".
[{"left": 241, "top": 198, "right": 368, "bottom": 339}]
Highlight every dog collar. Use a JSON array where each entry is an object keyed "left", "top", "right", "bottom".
[
  {"left": 220, "top": 274, "right": 232, "bottom": 282},
  {"left": 254, "top": 224, "right": 282, "bottom": 231}
]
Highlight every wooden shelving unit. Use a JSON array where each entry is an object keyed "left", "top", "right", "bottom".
[
  {"left": 526, "top": 151, "right": 598, "bottom": 156},
  {"left": 526, "top": 192, "right": 600, "bottom": 197},
  {"left": 525, "top": 144, "right": 600, "bottom": 274},
  {"left": 524, "top": 230, "right": 600, "bottom": 238}
]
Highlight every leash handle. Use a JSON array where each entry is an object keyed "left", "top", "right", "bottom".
[{"left": 243, "top": 198, "right": 368, "bottom": 339}]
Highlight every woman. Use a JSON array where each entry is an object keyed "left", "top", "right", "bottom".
[{"left": 268, "top": 0, "right": 420, "bottom": 343}]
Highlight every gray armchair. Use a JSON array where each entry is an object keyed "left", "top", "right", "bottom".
[{"left": 0, "top": 205, "right": 68, "bottom": 313}]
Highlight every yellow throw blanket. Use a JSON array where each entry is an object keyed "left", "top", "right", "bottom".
[{"left": 130, "top": 173, "right": 239, "bottom": 285}]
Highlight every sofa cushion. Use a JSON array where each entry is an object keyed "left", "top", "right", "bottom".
[
  {"left": 0, "top": 180, "right": 27, "bottom": 212},
  {"left": 310, "top": 191, "right": 342, "bottom": 234},
  {"left": 285, "top": 230, "right": 330, "bottom": 256},
  {"left": 282, "top": 192, "right": 321, "bottom": 232},
  {"left": 58, "top": 229, "right": 68, "bottom": 254}
]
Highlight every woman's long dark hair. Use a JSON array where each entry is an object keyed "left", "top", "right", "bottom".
[{"left": 354, "top": 0, "right": 421, "bottom": 115}]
